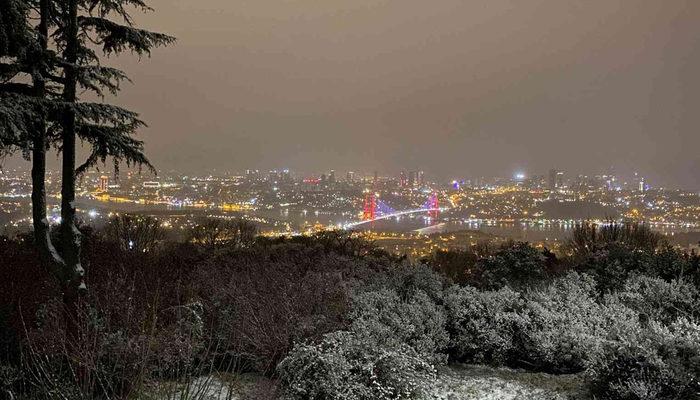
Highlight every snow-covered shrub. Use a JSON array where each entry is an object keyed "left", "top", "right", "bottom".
[
  {"left": 444, "top": 285, "right": 529, "bottom": 365},
  {"left": 521, "top": 273, "right": 640, "bottom": 372},
  {"left": 350, "top": 288, "right": 449, "bottom": 363},
  {"left": 608, "top": 275, "right": 699, "bottom": 325},
  {"left": 588, "top": 318, "right": 700, "bottom": 400},
  {"left": 278, "top": 269, "right": 447, "bottom": 399},
  {"left": 278, "top": 330, "right": 437, "bottom": 400}
]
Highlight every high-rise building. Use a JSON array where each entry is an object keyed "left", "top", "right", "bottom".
[
  {"left": 346, "top": 171, "right": 355, "bottom": 183},
  {"left": 548, "top": 169, "right": 557, "bottom": 191},
  {"left": 373, "top": 171, "right": 378, "bottom": 184},
  {"left": 99, "top": 175, "right": 109, "bottom": 192},
  {"left": 399, "top": 171, "right": 407, "bottom": 187},
  {"left": 556, "top": 171, "right": 564, "bottom": 188},
  {"left": 418, "top": 170, "right": 425, "bottom": 187},
  {"left": 329, "top": 170, "right": 336, "bottom": 184},
  {"left": 281, "top": 169, "right": 292, "bottom": 183},
  {"left": 408, "top": 171, "right": 416, "bottom": 187}
]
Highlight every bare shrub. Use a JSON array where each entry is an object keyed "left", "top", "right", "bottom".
[
  {"left": 102, "top": 214, "right": 166, "bottom": 253},
  {"left": 186, "top": 217, "right": 257, "bottom": 250}
]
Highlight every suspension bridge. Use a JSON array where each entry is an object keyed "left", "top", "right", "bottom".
[{"left": 343, "top": 191, "right": 448, "bottom": 229}]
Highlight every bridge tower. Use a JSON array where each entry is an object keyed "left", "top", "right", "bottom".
[
  {"left": 429, "top": 192, "right": 439, "bottom": 219},
  {"left": 362, "top": 191, "right": 376, "bottom": 221}
]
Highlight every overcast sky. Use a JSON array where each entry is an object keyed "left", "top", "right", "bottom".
[{"left": 8, "top": 0, "right": 700, "bottom": 187}]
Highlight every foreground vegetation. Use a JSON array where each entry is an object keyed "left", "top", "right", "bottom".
[{"left": 1, "top": 218, "right": 699, "bottom": 399}]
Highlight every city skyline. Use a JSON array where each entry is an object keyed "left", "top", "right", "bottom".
[{"left": 3, "top": 0, "right": 700, "bottom": 188}]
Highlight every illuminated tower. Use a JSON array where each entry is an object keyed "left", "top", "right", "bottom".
[
  {"left": 99, "top": 175, "right": 109, "bottom": 192},
  {"left": 428, "top": 192, "right": 439, "bottom": 219},
  {"left": 362, "top": 191, "right": 376, "bottom": 221}
]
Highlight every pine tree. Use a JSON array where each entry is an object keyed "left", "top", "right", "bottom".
[
  {"left": 55, "top": 0, "right": 173, "bottom": 295},
  {"left": 1, "top": 0, "right": 66, "bottom": 274},
  {"left": 1, "top": 0, "right": 173, "bottom": 294}
]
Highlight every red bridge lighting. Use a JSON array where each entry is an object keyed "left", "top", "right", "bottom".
[{"left": 362, "top": 192, "right": 376, "bottom": 220}]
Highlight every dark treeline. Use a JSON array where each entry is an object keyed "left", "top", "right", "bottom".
[{"left": 1, "top": 218, "right": 699, "bottom": 399}]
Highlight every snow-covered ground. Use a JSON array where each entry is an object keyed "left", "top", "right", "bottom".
[
  {"left": 433, "top": 364, "right": 589, "bottom": 400},
  {"left": 154, "top": 365, "right": 589, "bottom": 399}
]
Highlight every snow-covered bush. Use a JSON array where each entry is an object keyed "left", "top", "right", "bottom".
[
  {"left": 588, "top": 318, "right": 700, "bottom": 400},
  {"left": 278, "top": 270, "right": 447, "bottom": 399},
  {"left": 350, "top": 288, "right": 449, "bottom": 363},
  {"left": 278, "top": 330, "right": 437, "bottom": 400},
  {"left": 521, "top": 273, "right": 640, "bottom": 372},
  {"left": 608, "top": 275, "right": 699, "bottom": 325},
  {"left": 444, "top": 285, "right": 529, "bottom": 365}
]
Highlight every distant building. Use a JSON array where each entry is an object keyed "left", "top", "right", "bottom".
[
  {"left": 143, "top": 181, "right": 161, "bottom": 189},
  {"left": 329, "top": 170, "right": 336, "bottom": 184},
  {"left": 548, "top": 169, "right": 557, "bottom": 190},
  {"left": 548, "top": 169, "right": 564, "bottom": 190},
  {"left": 281, "top": 169, "right": 292, "bottom": 183},
  {"left": 399, "top": 171, "right": 407, "bottom": 187},
  {"left": 408, "top": 171, "right": 416, "bottom": 187},
  {"left": 346, "top": 171, "right": 355, "bottom": 183},
  {"left": 99, "top": 175, "right": 109, "bottom": 192},
  {"left": 418, "top": 170, "right": 425, "bottom": 187}
]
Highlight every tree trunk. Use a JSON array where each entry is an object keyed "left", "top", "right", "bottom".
[
  {"left": 60, "top": 0, "right": 85, "bottom": 291},
  {"left": 32, "top": 0, "right": 65, "bottom": 275}
]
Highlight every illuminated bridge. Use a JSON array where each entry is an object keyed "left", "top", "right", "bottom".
[{"left": 343, "top": 191, "right": 448, "bottom": 230}]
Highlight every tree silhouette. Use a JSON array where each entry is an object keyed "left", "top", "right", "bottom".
[{"left": 0, "top": 0, "right": 173, "bottom": 296}]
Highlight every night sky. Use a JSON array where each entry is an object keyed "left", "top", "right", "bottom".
[{"left": 10, "top": 0, "right": 700, "bottom": 187}]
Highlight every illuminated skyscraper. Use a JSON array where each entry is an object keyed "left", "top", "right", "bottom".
[
  {"left": 99, "top": 175, "right": 109, "bottom": 191},
  {"left": 281, "top": 169, "right": 291, "bottom": 183}
]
